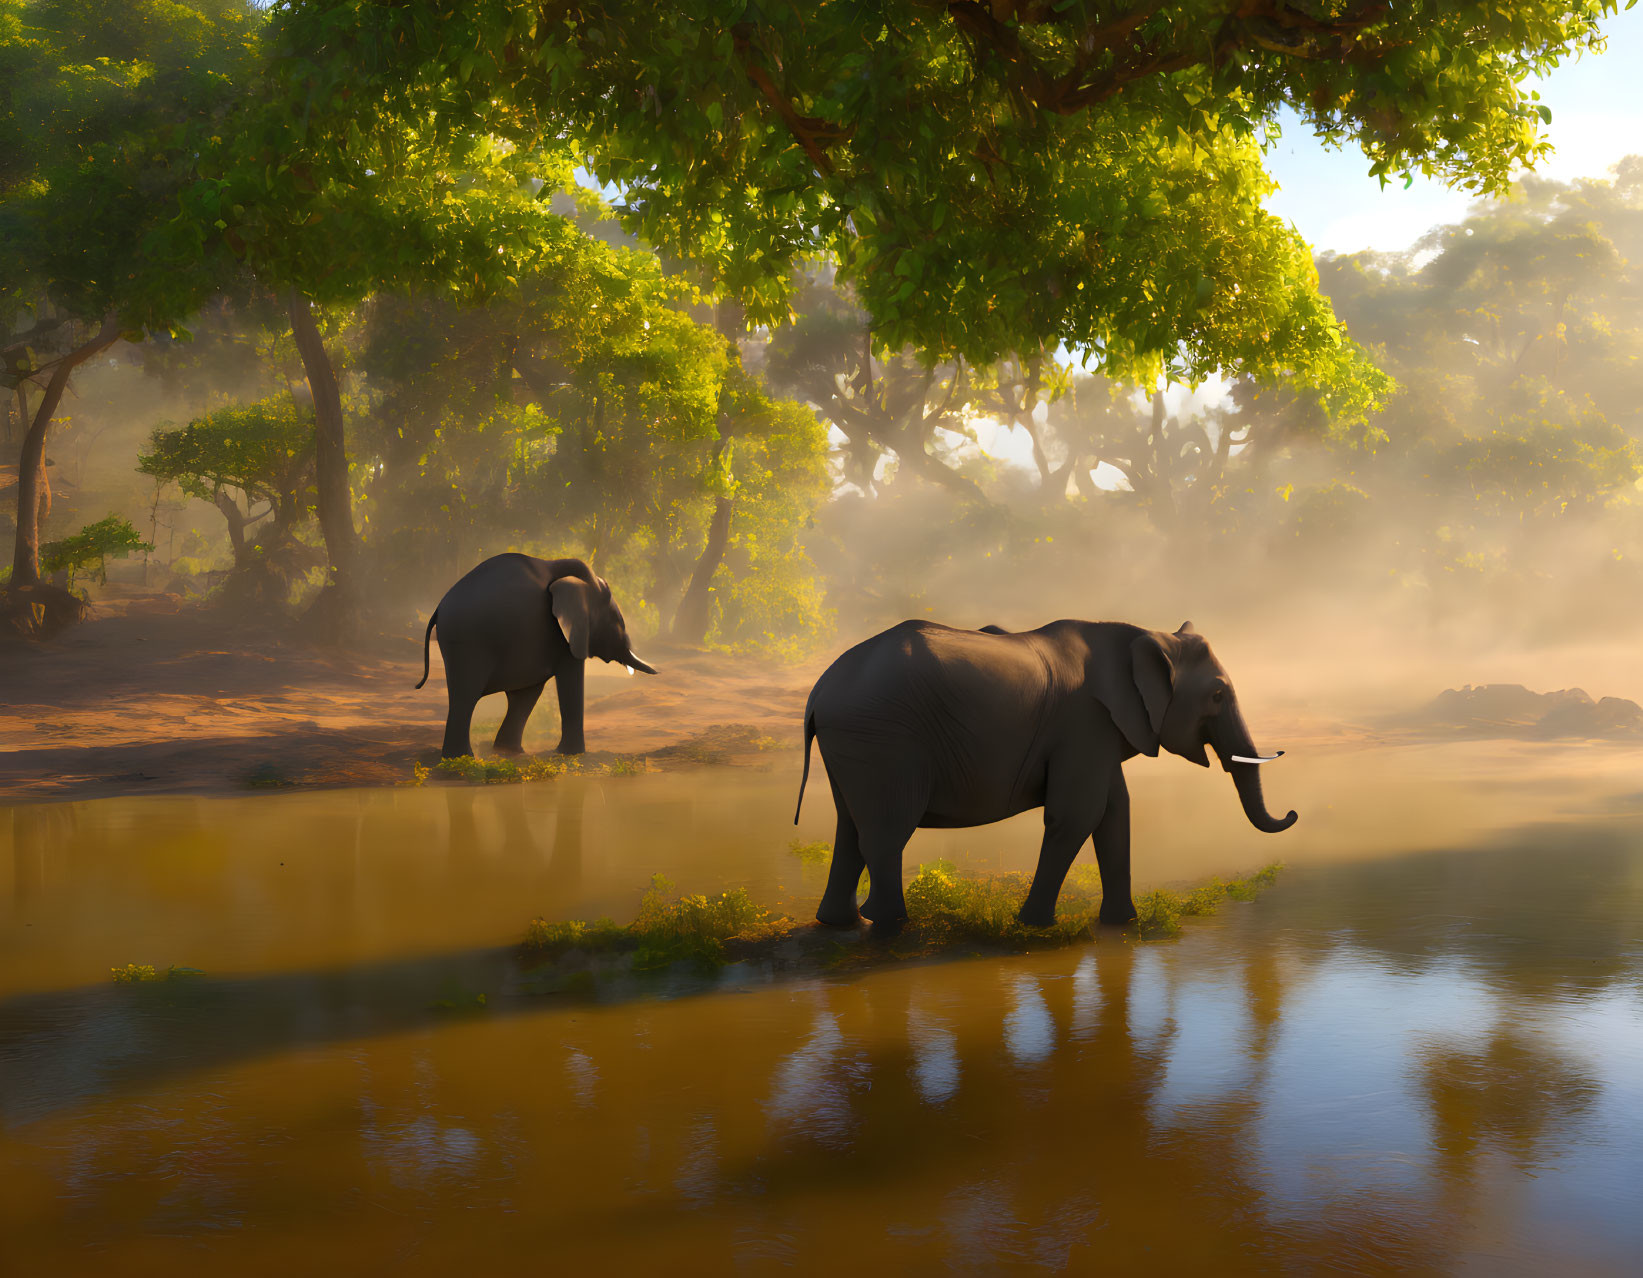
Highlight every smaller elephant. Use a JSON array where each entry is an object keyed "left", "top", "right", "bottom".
[
  {"left": 795, "top": 618, "right": 1295, "bottom": 928},
  {"left": 417, "top": 554, "right": 656, "bottom": 758}
]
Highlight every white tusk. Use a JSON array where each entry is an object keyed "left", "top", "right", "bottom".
[
  {"left": 1230, "top": 751, "right": 1285, "bottom": 764},
  {"left": 623, "top": 664, "right": 632, "bottom": 677}
]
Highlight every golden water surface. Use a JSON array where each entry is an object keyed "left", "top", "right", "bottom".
[{"left": 3, "top": 742, "right": 1642, "bottom": 1274}]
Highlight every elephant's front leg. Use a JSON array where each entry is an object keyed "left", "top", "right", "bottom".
[
  {"left": 1093, "top": 765, "right": 1136, "bottom": 925},
  {"left": 552, "top": 658, "right": 586, "bottom": 755},
  {"left": 1019, "top": 818, "right": 1094, "bottom": 928},
  {"left": 1019, "top": 754, "right": 1110, "bottom": 927}
]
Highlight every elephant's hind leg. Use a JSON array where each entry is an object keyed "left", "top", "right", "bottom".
[
  {"left": 857, "top": 815, "right": 919, "bottom": 925},
  {"left": 820, "top": 743, "right": 926, "bottom": 925},
  {"left": 817, "top": 781, "right": 865, "bottom": 927},
  {"left": 441, "top": 683, "right": 483, "bottom": 760},
  {"left": 494, "top": 681, "right": 545, "bottom": 755}
]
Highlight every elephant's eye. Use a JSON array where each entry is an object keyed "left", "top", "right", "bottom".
[{"left": 1211, "top": 689, "right": 1225, "bottom": 704}]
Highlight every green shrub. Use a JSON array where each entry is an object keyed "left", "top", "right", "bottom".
[
  {"left": 523, "top": 916, "right": 625, "bottom": 952},
  {"left": 524, "top": 873, "right": 790, "bottom": 972},
  {"left": 112, "top": 963, "right": 203, "bottom": 983},
  {"left": 787, "top": 838, "right": 832, "bottom": 865},
  {"left": 434, "top": 754, "right": 646, "bottom": 784},
  {"left": 41, "top": 516, "right": 153, "bottom": 589}
]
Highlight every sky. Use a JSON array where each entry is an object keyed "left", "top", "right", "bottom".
[
  {"left": 1264, "top": 4, "right": 1643, "bottom": 255},
  {"left": 971, "top": 6, "right": 1643, "bottom": 477}
]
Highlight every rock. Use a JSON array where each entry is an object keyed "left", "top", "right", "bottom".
[
  {"left": 1531, "top": 695, "right": 1643, "bottom": 740},
  {"left": 1408, "top": 683, "right": 1643, "bottom": 740}
]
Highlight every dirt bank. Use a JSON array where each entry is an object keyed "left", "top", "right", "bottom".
[{"left": 0, "top": 593, "right": 822, "bottom": 803}]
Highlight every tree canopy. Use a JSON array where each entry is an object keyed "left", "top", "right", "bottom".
[{"left": 264, "top": 0, "right": 1616, "bottom": 401}]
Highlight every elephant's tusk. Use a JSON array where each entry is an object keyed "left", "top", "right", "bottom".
[{"left": 1230, "top": 751, "right": 1285, "bottom": 764}]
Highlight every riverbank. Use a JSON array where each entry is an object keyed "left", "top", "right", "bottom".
[{"left": 0, "top": 593, "right": 821, "bottom": 803}]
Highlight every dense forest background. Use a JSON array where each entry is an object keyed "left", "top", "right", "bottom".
[{"left": 5, "top": 0, "right": 1639, "bottom": 655}]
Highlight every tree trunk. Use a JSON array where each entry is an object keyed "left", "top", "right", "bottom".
[
  {"left": 9, "top": 316, "right": 120, "bottom": 587},
  {"left": 215, "top": 488, "right": 250, "bottom": 567},
  {"left": 286, "top": 290, "right": 359, "bottom": 593},
  {"left": 671, "top": 495, "right": 734, "bottom": 646},
  {"left": 667, "top": 296, "right": 751, "bottom": 645}
]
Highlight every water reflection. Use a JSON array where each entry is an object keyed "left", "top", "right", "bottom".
[
  {"left": 3, "top": 814, "right": 1643, "bottom": 1270},
  {"left": 906, "top": 1007, "right": 959, "bottom": 1105},
  {"left": 8, "top": 874, "right": 1639, "bottom": 1273}
]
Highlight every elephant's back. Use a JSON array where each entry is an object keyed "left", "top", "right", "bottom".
[
  {"left": 811, "top": 621, "right": 1051, "bottom": 740},
  {"left": 810, "top": 622, "right": 1053, "bottom": 821},
  {"left": 440, "top": 554, "right": 552, "bottom": 604},
  {"left": 434, "top": 554, "right": 556, "bottom": 647}
]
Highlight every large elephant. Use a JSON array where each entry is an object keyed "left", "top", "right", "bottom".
[
  {"left": 794, "top": 619, "right": 1294, "bottom": 927},
  {"left": 417, "top": 554, "right": 656, "bottom": 758}
]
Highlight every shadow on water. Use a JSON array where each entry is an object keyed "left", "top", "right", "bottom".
[
  {"left": 3, "top": 785, "right": 1643, "bottom": 1271},
  {"left": 3, "top": 820, "right": 1641, "bottom": 1125},
  {"left": 8, "top": 909, "right": 1636, "bottom": 1273}
]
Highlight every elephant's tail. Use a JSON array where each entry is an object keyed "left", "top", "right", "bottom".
[
  {"left": 414, "top": 609, "right": 437, "bottom": 689},
  {"left": 794, "top": 704, "right": 817, "bottom": 825}
]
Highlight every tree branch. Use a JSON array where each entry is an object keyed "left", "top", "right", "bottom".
[{"left": 732, "top": 25, "right": 848, "bottom": 175}]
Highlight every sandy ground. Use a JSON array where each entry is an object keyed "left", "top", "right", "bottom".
[
  {"left": 0, "top": 592, "right": 823, "bottom": 803},
  {"left": 9, "top": 587, "right": 1628, "bottom": 807}
]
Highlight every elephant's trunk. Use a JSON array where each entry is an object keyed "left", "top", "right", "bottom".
[{"left": 1214, "top": 705, "right": 1297, "bottom": 834}]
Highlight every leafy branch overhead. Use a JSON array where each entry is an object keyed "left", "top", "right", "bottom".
[{"left": 268, "top": 0, "right": 1614, "bottom": 395}]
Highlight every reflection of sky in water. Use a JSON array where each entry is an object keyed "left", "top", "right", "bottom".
[
  {"left": 360, "top": 1056, "right": 485, "bottom": 1190},
  {"left": 1125, "top": 949, "right": 1172, "bottom": 1049},
  {"left": 940, "top": 1176, "right": 1100, "bottom": 1270},
  {"left": 563, "top": 1045, "right": 599, "bottom": 1109},
  {"left": 1252, "top": 951, "right": 1500, "bottom": 1209},
  {"left": 764, "top": 1005, "right": 857, "bottom": 1150},
  {"left": 1069, "top": 953, "right": 1102, "bottom": 1040},
  {"left": 906, "top": 1007, "right": 960, "bottom": 1105},
  {"left": 1002, "top": 974, "right": 1055, "bottom": 1065},
  {"left": 1510, "top": 989, "right": 1643, "bottom": 1265},
  {"left": 9, "top": 830, "right": 1643, "bottom": 1274},
  {"left": 1145, "top": 968, "right": 1257, "bottom": 1123}
]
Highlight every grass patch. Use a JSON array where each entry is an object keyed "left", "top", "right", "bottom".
[
  {"left": 111, "top": 964, "right": 203, "bottom": 983},
  {"left": 525, "top": 873, "right": 792, "bottom": 973},
  {"left": 519, "top": 862, "right": 1284, "bottom": 988},
  {"left": 523, "top": 915, "right": 627, "bottom": 952},
  {"left": 432, "top": 753, "right": 648, "bottom": 785},
  {"left": 1132, "top": 863, "right": 1285, "bottom": 939},
  {"left": 787, "top": 838, "right": 833, "bottom": 865}
]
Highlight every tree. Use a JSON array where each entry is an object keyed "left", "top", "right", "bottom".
[
  {"left": 765, "top": 274, "right": 987, "bottom": 505},
  {"left": 137, "top": 397, "right": 315, "bottom": 575},
  {"left": 39, "top": 515, "right": 152, "bottom": 591},
  {"left": 0, "top": 0, "right": 256, "bottom": 620},
  {"left": 354, "top": 219, "right": 832, "bottom": 651},
  {"left": 1194, "top": 163, "right": 1643, "bottom": 609},
  {"left": 268, "top": 0, "right": 1615, "bottom": 405},
  {"left": 146, "top": 12, "right": 584, "bottom": 631}
]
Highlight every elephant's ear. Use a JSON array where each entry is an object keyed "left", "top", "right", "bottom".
[
  {"left": 549, "top": 578, "right": 592, "bottom": 660},
  {"left": 1091, "top": 632, "right": 1176, "bottom": 756}
]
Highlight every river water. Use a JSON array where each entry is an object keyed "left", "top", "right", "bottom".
[{"left": 3, "top": 743, "right": 1641, "bottom": 1273}]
